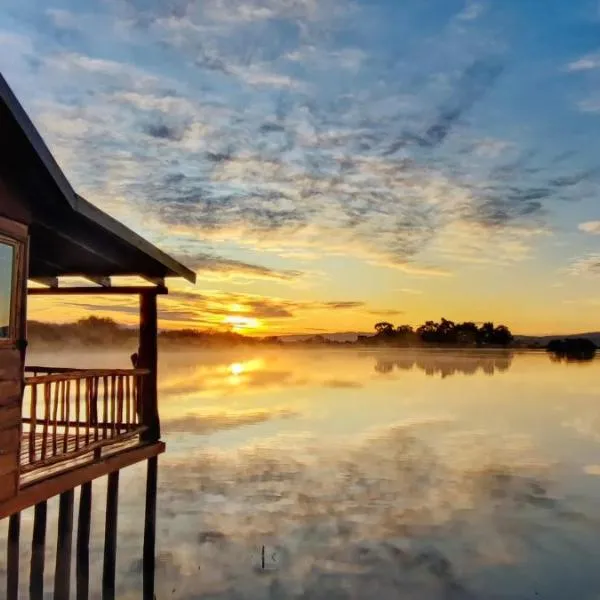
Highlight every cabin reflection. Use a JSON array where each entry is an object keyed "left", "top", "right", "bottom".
[{"left": 374, "top": 351, "right": 514, "bottom": 377}]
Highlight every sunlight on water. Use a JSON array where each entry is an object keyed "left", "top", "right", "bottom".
[{"left": 3, "top": 349, "right": 600, "bottom": 599}]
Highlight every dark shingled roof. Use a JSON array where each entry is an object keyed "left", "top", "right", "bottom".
[{"left": 0, "top": 73, "right": 196, "bottom": 284}]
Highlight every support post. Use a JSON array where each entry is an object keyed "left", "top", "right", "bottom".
[
  {"left": 54, "top": 489, "right": 74, "bottom": 600},
  {"left": 102, "top": 471, "right": 119, "bottom": 600},
  {"left": 7, "top": 512, "right": 20, "bottom": 600},
  {"left": 76, "top": 482, "right": 92, "bottom": 600},
  {"left": 138, "top": 291, "right": 159, "bottom": 441},
  {"left": 30, "top": 501, "right": 48, "bottom": 600},
  {"left": 143, "top": 457, "right": 158, "bottom": 600}
]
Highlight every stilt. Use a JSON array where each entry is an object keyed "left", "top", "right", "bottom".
[
  {"left": 143, "top": 456, "right": 158, "bottom": 600},
  {"left": 7, "top": 512, "right": 20, "bottom": 600},
  {"left": 102, "top": 471, "right": 119, "bottom": 600},
  {"left": 76, "top": 482, "right": 92, "bottom": 600},
  {"left": 54, "top": 489, "right": 74, "bottom": 600},
  {"left": 30, "top": 501, "right": 48, "bottom": 600}
]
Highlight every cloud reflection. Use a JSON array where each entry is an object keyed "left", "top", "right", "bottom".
[
  {"left": 142, "top": 422, "right": 595, "bottom": 600},
  {"left": 163, "top": 407, "right": 297, "bottom": 434}
]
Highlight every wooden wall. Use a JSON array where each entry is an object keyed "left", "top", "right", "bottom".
[{"left": 0, "top": 183, "right": 30, "bottom": 502}]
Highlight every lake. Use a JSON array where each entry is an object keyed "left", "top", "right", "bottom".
[{"left": 3, "top": 348, "right": 600, "bottom": 599}]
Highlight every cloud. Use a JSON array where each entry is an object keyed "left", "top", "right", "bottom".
[
  {"left": 568, "top": 253, "right": 600, "bottom": 276},
  {"left": 457, "top": 3, "right": 485, "bottom": 21},
  {"left": 367, "top": 309, "right": 405, "bottom": 317},
  {"left": 578, "top": 221, "right": 600, "bottom": 234},
  {"left": 54, "top": 290, "right": 368, "bottom": 327},
  {"left": 2, "top": 1, "right": 596, "bottom": 288},
  {"left": 324, "top": 301, "right": 364, "bottom": 309},
  {"left": 170, "top": 252, "right": 305, "bottom": 283},
  {"left": 566, "top": 53, "right": 600, "bottom": 72},
  {"left": 577, "top": 98, "right": 600, "bottom": 113}
]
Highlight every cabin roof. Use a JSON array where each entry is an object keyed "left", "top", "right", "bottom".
[{"left": 0, "top": 74, "right": 196, "bottom": 285}]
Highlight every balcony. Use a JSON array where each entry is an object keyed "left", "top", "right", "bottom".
[{"left": 21, "top": 367, "right": 150, "bottom": 486}]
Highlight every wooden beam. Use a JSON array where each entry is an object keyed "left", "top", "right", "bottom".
[
  {"left": 30, "top": 277, "right": 59, "bottom": 288},
  {"left": 143, "top": 457, "right": 158, "bottom": 600},
  {"left": 76, "top": 482, "right": 92, "bottom": 600},
  {"left": 30, "top": 501, "right": 48, "bottom": 600},
  {"left": 141, "top": 275, "right": 165, "bottom": 287},
  {"left": 102, "top": 472, "right": 119, "bottom": 600},
  {"left": 139, "top": 292, "right": 159, "bottom": 442},
  {"left": 83, "top": 275, "right": 111, "bottom": 287},
  {"left": 0, "top": 442, "right": 165, "bottom": 519},
  {"left": 28, "top": 286, "right": 168, "bottom": 296},
  {"left": 54, "top": 490, "right": 74, "bottom": 600},
  {"left": 7, "top": 513, "right": 20, "bottom": 600}
]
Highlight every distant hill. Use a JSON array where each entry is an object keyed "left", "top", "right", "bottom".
[
  {"left": 514, "top": 332, "right": 600, "bottom": 346},
  {"left": 276, "top": 332, "right": 372, "bottom": 343}
]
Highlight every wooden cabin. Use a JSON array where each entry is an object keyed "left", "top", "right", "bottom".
[{"left": 0, "top": 73, "right": 196, "bottom": 598}]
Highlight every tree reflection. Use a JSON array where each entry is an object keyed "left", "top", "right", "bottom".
[{"left": 374, "top": 352, "right": 514, "bottom": 377}]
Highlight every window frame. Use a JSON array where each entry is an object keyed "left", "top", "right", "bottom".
[{"left": 0, "top": 233, "right": 23, "bottom": 346}]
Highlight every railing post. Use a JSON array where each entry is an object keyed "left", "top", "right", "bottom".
[{"left": 138, "top": 291, "right": 159, "bottom": 442}]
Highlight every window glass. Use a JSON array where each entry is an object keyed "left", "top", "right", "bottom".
[{"left": 0, "top": 242, "right": 14, "bottom": 338}]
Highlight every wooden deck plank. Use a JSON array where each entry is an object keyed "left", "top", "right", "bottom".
[
  {"left": 0, "top": 442, "right": 165, "bottom": 519},
  {"left": 20, "top": 426, "right": 146, "bottom": 478}
]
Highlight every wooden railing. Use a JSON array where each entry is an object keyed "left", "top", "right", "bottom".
[{"left": 22, "top": 369, "right": 149, "bottom": 473}]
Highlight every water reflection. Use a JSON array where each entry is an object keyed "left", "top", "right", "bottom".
[
  {"left": 375, "top": 351, "right": 514, "bottom": 377},
  {"left": 150, "top": 422, "right": 600, "bottom": 600},
  {"left": 4, "top": 349, "right": 600, "bottom": 598}
]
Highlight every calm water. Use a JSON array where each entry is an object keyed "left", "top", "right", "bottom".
[{"left": 3, "top": 348, "right": 600, "bottom": 599}]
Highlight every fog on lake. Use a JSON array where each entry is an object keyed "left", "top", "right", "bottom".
[{"left": 2, "top": 348, "right": 600, "bottom": 599}]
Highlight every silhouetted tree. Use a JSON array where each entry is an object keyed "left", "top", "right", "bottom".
[
  {"left": 491, "top": 324, "right": 513, "bottom": 346},
  {"left": 369, "top": 318, "right": 514, "bottom": 347},
  {"left": 374, "top": 322, "right": 395, "bottom": 336}
]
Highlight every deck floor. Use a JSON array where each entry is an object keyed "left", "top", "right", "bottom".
[{"left": 20, "top": 427, "right": 143, "bottom": 485}]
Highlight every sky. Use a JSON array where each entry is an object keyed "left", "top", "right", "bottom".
[{"left": 2, "top": 0, "right": 600, "bottom": 335}]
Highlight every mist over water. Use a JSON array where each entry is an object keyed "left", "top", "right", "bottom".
[{"left": 3, "top": 349, "right": 600, "bottom": 599}]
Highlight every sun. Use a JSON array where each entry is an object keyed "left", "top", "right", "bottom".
[
  {"left": 223, "top": 315, "right": 261, "bottom": 331},
  {"left": 230, "top": 362, "right": 245, "bottom": 375}
]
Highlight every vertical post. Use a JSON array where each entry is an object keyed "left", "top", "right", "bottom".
[
  {"left": 138, "top": 291, "right": 159, "bottom": 441},
  {"left": 7, "top": 513, "right": 20, "bottom": 600},
  {"left": 76, "top": 482, "right": 92, "bottom": 600},
  {"left": 54, "top": 489, "right": 74, "bottom": 600},
  {"left": 143, "top": 457, "right": 158, "bottom": 600},
  {"left": 30, "top": 501, "right": 48, "bottom": 600},
  {"left": 102, "top": 471, "right": 119, "bottom": 600}
]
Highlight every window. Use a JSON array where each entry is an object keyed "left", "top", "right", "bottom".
[{"left": 0, "top": 241, "right": 14, "bottom": 339}]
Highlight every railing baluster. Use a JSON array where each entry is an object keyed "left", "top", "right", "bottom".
[
  {"left": 110, "top": 374, "right": 117, "bottom": 438},
  {"left": 52, "top": 380, "right": 60, "bottom": 457},
  {"left": 41, "top": 382, "right": 50, "bottom": 460},
  {"left": 63, "top": 380, "right": 71, "bottom": 454},
  {"left": 116, "top": 376, "right": 124, "bottom": 434},
  {"left": 102, "top": 375, "right": 108, "bottom": 440},
  {"left": 75, "top": 378, "right": 81, "bottom": 451},
  {"left": 29, "top": 382, "right": 37, "bottom": 464},
  {"left": 125, "top": 375, "right": 131, "bottom": 431},
  {"left": 135, "top": 374, "right": 142, "bottom": 426},
  {"left": 85, "top": 378, "right": 91, "bottom": 445}
]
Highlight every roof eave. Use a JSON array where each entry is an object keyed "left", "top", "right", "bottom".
[{"left": 75, "top": 195, "right": 197, "bottom": 284}]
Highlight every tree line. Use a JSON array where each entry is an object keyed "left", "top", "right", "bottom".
[{"left": 366, "top": 318, "right": 514, "bottom": 347}]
